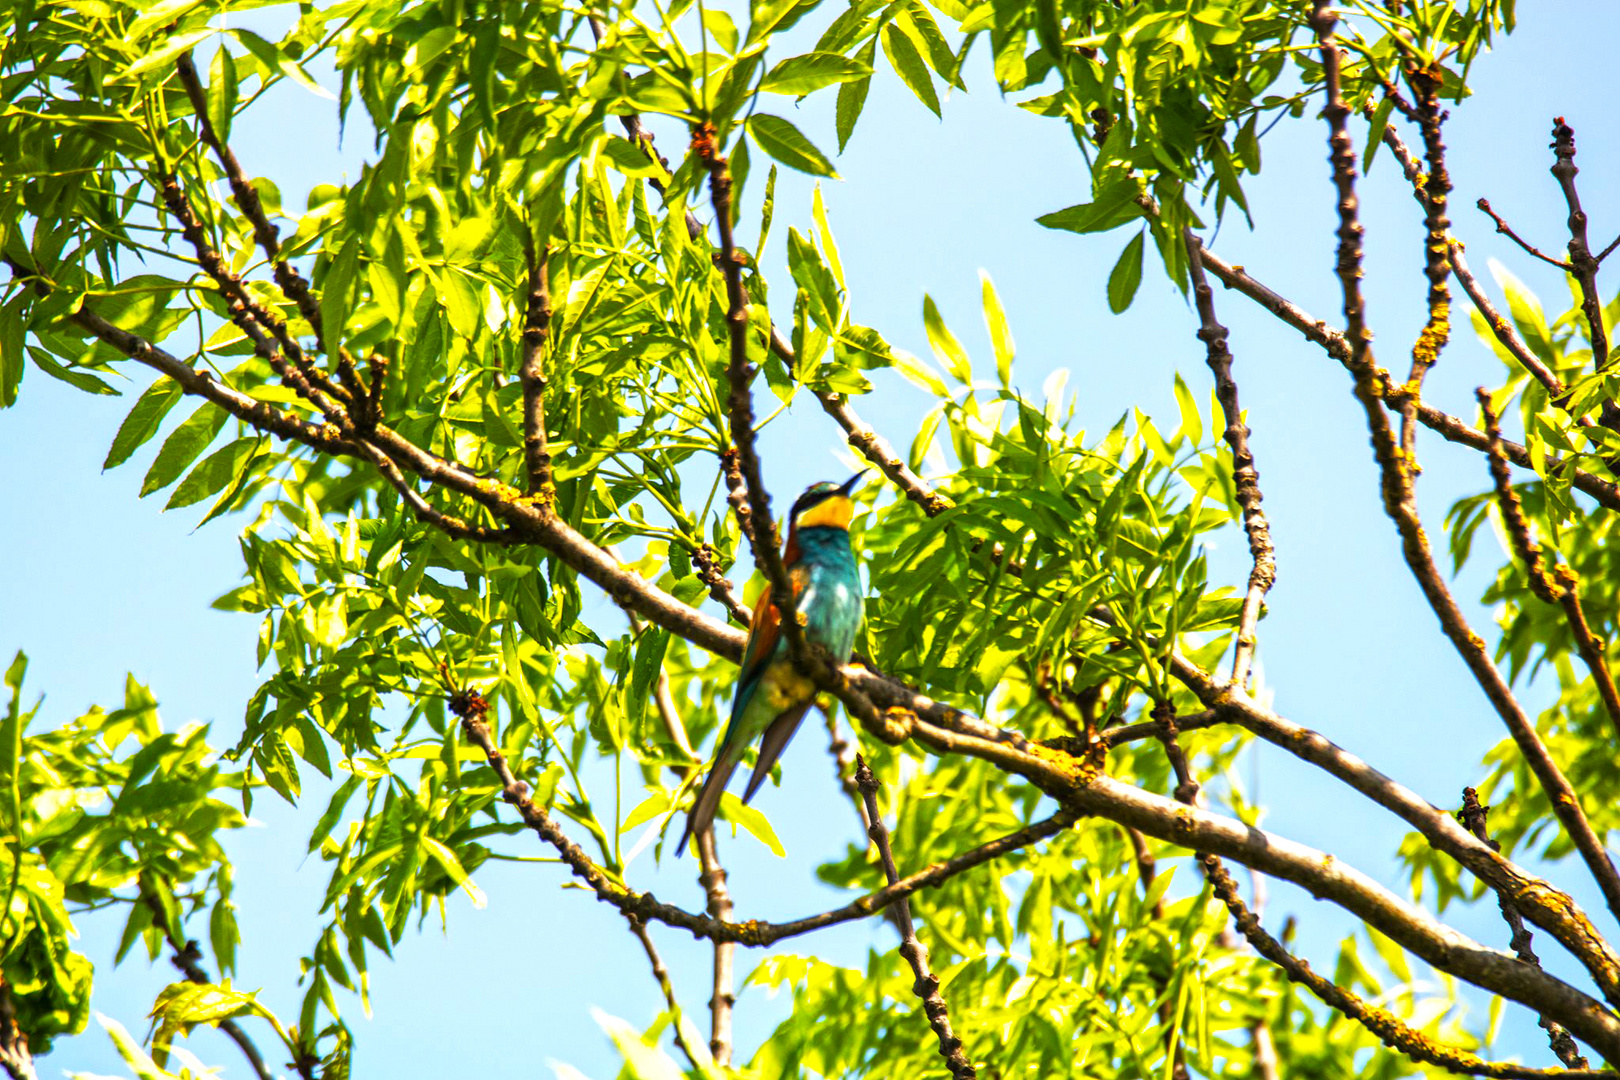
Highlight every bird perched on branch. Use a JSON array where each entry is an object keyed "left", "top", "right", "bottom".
[{"left": 678, "top": 472, "right": 867, "bottom": 855}]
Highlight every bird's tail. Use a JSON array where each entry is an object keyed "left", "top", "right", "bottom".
[{"left": 678, "top": 748, "right": 740, "bottom": 856}]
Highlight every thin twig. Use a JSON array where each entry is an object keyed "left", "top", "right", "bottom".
[
  {"left": 141, "top": 888, "right": 274, "bottom": 1080},
  {"left": 1374, "top": 123, "right": 1573, "bottom": 402},
  {"left": 1550, "top": 119, "right": 1610, "bottom": 372},
  {"left": 1459, "top": 788, "right": 1592, "bottom": 1070},
  {"left": 153, "top": 171, "right": 353, "bottom": 430},
  {"left": 813, "top": 391, "right": 954, "bottom": 516},
  {"left": 625, "top": 915, "right": 703, "bottom": 1071},
  {"left": 691, "top": 544, "right": 751, "bottom": 625},
  {"left": 824, "top": 707, "right": 912, "bottom": 936},
  {"left": 1182, "top": 229, "right": 1276, "bottom": 688},
  {"left": 854, "top": 756, "right": 977, "bottom": 1079},
  {"left": 1189, "top": 246, "right": 1620, "bottom": 513},
  {"left": 174, "top": 53, "right": 331, "bottom": 351},
  {"left": 1477, "top": 199, "right": 1571, "bottom": 270},
  {"left": 520, "top": 240, "right": 556, "bottom": 502}
]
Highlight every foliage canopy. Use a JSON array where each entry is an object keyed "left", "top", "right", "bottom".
[{"left": 10, "top": 0, "right": 1620, "bottom": 1076}]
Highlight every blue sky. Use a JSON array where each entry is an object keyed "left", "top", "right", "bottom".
[{"left": 6, "top": 2, "right": 1620, "bottom": 1076}]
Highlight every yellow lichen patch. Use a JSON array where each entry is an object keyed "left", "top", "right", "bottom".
[{"left": 1025, "top": 739, "right": 1099, "bottom": 788}]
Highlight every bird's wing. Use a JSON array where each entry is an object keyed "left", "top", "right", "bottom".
[
  {"left": 729, "top": 565, "right": 811, "bottom": 730},
  {"left": 740, "top": 701, "right": 813, "bottom": 805}
]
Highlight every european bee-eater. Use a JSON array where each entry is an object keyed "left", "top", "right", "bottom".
[{"left": 678, "top": 472, "right": 867, "bottom": 855}]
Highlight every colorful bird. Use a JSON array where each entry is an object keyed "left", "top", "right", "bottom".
[{"left": 678, "top": 472, "right": 867, "bottom": 855}]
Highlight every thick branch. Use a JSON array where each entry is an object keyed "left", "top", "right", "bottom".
[
  {"left": 854, "top": 757, "right": 977, "bottom": 1079},
  {"left": 1182, "top": 229, "right": 1276, "bottom": 687},
  {"left": 1168, "top": 652, "right": 1620, "bottom": 1014}
]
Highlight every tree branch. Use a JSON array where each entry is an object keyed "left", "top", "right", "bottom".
[
  {"left": 1315, "top": 2, "right": 1620, "bottom": 933},
  {"left": 520, "top": 240, "right": 556, "bottom": 502},
  {"left": 812, "top": 390, "right": 954, "bottom": 516},
  {"left": 854, "top": 756, "right": 977, "bottom": 1079},
  {"left": 1403, "top": 68, "right": 1454, "bottom": 460},
  {"left": 1460, "top": 787, "right": 1593, "bottom": 1070},
  {"left": 1550, "top": 119, "right": 1611, "bottom": 374},
  {"left": 695, "top": 830, "right": 734, "bottom": 1066},
  {"left": 1478, "top": 391, "right": 1620, "bottom": 742},
  {"left": 446, "top": 679, "right": 1620, "bottom": 1055},
  {"left": 174, "top": 52, "right": 331, "bottom": 350},
  {"left": 140, "top": 886, "right": 274, "bottom": 1080},
  {"left": 1477, "top": 198, "right": 1572, "bottom": 271},
  {"left": 1182, "top": 229, "right": 1276, "bottom": 688},
  {"left": 0, "top": 982, "right": 34, "bottom": 1080},
  {"left": 625, "top": 915, "right": 704, "bottom": 1073},
  {"left": 1189, "top": 246, "right": 1620, "bottom": 513},
  {"left": 1167, "top": 649, "right": 1620, "bottom": 1014},
  {"left": 1160, "top": 713, "right": 1606, "bottom": 1080}
]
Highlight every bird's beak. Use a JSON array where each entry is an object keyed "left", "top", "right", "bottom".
[{"left": 838, "top": 470, "right": 870, "bottom": 496}]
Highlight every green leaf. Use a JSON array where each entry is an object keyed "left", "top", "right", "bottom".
[
  {"left": 923, "top": 295, "right": 970, "bottom": 382},
  {"left": 166, "top": 436, "right": 257, "bottom": 510},
  {"left": 980, "top": 271, "right": 1015, "bottom": 387},
  {"left": 759, "top": 51, "right": 872, "bottom": 95},
  {"left": 1037, "top": 177, "right": 1143, "bottom": 234},
  {"left": 421, "top": 836, "right": 487, "bottom": 908},
  {"left": 600, "top": 137, "right": 665, "bottom": 179},
  {"left": 1107, "top": 231, "right": 1145, "bottom": 314},
  {"left": 206, "top": 44, "right": 239, "bottom": 144},
  {"left": 1, "top": 294, "right": 24, "bottom": 409},
  {"left": 881, "top": 22, "right": 939, "bottom": 117},
  {"left": 835, "top": 40, "right": 877, "bottom": 152},
  {"left": 702, "top": 8, "right": 739, "bottom": 53},
  {"left": 746, "top": 114, "right": 839, "bottom": 177},
  {"left": 105, "top": 377, "right": 183, "bottom": 470},
  {"left": 319, "top": 236, "right": 361, "bottom": 355},
  {"left": 141, "top": 403, "right": 227, "bottom": 497},
  {"left": 1363, "top": 96, "right": 1396, "bottom": 173},
  {"left": 1172, "top": 373, "right": 1203, "bottom": 447},
  {"left": 28, "top": 348, "right": 118, "bottom": 396},
  {"left": 720, "top": 793, "right": 786, "bottom": 856},
  {"left": 626, "top": 628, "right": 669, "bottom": 734},
  {"left": 124, "top": 27, "right": 216, "bottom": 77}
]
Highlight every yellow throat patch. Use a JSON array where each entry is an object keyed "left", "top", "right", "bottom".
[{"left": 793, "top": 494, "right": 854, "bottom": 530}]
